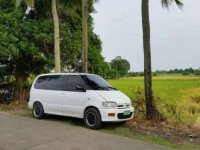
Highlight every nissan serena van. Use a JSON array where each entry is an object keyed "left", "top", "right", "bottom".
[{"left": 28, "top": 73, "right": 134, "bottom": 129}]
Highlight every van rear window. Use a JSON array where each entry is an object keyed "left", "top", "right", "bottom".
[{"left": 34, "top": 76, "right": 47, "bottom": 89}]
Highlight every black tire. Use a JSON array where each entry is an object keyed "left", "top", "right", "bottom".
[
  {"left": 84, "top": 108, "right": 101, "bottom": 129},
  {"left": 32, "top": 102, "right": 45, "bottom": 119}
]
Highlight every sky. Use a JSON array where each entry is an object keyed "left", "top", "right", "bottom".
[{"left": 92, "top": 0, "right": 200, "bottom": 71}]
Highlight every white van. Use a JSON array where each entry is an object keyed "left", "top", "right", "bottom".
[{"left": 28, "top": 73, "right": 134, "bottom": 129}]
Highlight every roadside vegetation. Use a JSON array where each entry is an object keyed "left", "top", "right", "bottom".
[
  {"left": 101, "top": 125, "right": 200, "bottom": 150},
  {"left": 109, "top": 74, "right": 200, "bottom": 127},
  {"left": 62, "top": 113, "right": 200, "bottom": 149},
  {"left": 0, "top": 104, "right": 9, "bottom": 111}
]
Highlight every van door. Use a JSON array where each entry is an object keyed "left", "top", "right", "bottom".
[
  {"left": 62, "top": 75, "right": 87, "bottom": 118},
  {"left": 39, "top": 75, "right": 65, "bottom": 115}
]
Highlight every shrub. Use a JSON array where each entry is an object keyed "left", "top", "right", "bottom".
[
  {"left": 182, "top": 72, "right": 190, "bottom": 75},
  {"left": 194, "top": 70, "right": 200, "bottom": 76}
]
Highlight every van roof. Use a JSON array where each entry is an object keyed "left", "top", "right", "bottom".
[{"left": 37, "top": 73, "right": 95, "bottom": 77}]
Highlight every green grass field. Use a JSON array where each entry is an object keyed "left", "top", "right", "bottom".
[{"left": 109, "top": 75, "right": 200, "bottom": 126}]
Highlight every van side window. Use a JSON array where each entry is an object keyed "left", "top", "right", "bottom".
[
  {"left": 45, "top": 75, "right": 65, "bottom": 91},
  {"left": 65, "top": 75, "right": 87, "bottom": 92},
  {"left": 34, "top": 75, "right": 65, "bottom": 91}
]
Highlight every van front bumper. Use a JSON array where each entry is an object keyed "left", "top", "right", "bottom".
[
  {"left": 99, "top": 107, "right": 134, "bottom": 122},
  {"left": 28, "top": 101, "right": 34, "bottom": 109}
]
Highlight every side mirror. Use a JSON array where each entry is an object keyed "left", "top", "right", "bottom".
[{"left": 76, "top": 85, "right": 86, "bottom": 92}]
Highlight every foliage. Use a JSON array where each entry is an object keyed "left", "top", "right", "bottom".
[
  {"left": 110, "top": 56, "right": 130, "bottom": 77},
  {"left": 127, "top": 68, "right": 200, "bottom": 77},
  {"left": 0, "top": 0, "right": 108, "bottom": 76},
  {"left": 58, "top": 0, "right": 110, "bottom": 77},
  {"left": 161, "top": 0, "right": 183, "bottom": 8},
  {"left": 106, "top": 69, "right": 119, "bottom": 79},
  {"left": 0, "top": 0, "right": 113, "bottom": 103},
  {"left": 155, "top": 68, "right": 200, "bottom": 76},
  {"left": 0, "top": 1, "right": 54, "bottom": 78},
  {"left": 127, "top": 72, "right": 144, "bottom": 77}
]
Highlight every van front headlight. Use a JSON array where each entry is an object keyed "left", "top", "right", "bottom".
[{"left": 102, "top": 101, "right": 117, "bottom": 108}]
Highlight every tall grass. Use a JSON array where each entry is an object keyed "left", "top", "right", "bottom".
[{"left": 109, "top": 75, "right": 200, "bottom": 126}]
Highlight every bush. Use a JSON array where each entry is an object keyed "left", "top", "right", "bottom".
[
  {"left": 152, "top": 73, "right": 157, "bottom": 76},
  {"left": 194, "top": 70, "right": 200, "bottom": 75},
  {"left": 133, "top": 88, "right": 146, "bottom": 114},
  {"left": 107, "top": 69, "right": 119, "bottom": 79},
  {"left": 182, "top": 72, "right": 190, "bottom": 76}
]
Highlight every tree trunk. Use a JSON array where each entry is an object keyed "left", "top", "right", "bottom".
[
  {"left": 16, "top": 0, "right": 22, "bottom": 8},
  {"left": 52, "top": 0, "right": 61, "bottom": 73},
  {"left": 82, "top": 0, "right": 88, "bottom": 73},
  {"left": 32, "top": 0, "right": 35, "bottom": 8},
  {"left": 26, "top": 0, "right": 35, "bottom": 8},
  {"left": 142, "top": 0, "right": 161, "bottom": 120},
  {"left": 13, "top": 62, "right": 27, "bottom": 104}
]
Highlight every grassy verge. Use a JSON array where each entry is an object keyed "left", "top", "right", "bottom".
[
  {"left": 63, "top": 119, "right": 199, "bottom": 149},
  {"left": 0, "top": 104, "right": 9, "bottom": 111},
  {"left": 101, "top": 125, "right": 200, "bottom": 150}
]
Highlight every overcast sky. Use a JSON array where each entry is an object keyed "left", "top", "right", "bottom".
[{"left": 92, "top": 0, "right": 200, "bottom": 71}]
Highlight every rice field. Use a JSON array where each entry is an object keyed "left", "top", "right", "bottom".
[{"left": 109, "top": 75, "right": 200, "bottom": 126}]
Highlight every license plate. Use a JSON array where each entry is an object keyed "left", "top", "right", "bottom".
[{"left": 123, "top": 110, "right": 131, "bottom": 115}]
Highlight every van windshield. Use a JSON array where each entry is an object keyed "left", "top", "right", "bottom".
[{"left": 81, "top": 75, "right": 117, "bottom": 91}]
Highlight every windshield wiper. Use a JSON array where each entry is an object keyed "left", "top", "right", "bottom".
[
  {"left": 91, "top": 86, "right": 117, "bottom": 91},
  {"left": 105, "top": 86, "right": 117, "bottom": 90},
  {"left": 92, "top": 86, "right": 106, "bottom": 90}
]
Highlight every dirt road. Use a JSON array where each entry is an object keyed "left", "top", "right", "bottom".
[{"left": 0, "top": 111, "right": 171, "bottom": 150}]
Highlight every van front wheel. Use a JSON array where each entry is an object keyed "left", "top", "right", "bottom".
[
  {"left": 84, "top": 108, "right": 101, "bottom": 129},
  {"left": 33, "top": 102, "right": 45, "bottom": 119}
]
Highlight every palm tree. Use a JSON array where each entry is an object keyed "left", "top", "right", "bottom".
[
  {"left": 25, "top": 0, "right": 35, "bottom": 8},
  {"left": 16, "top": 0, "right": 22, "bottom": 8},
  {"left": 52, "top": 0, "right": 61, "bottom": 73},
  {"left": 82, "top": 0, "right": 88, "bottom": 73},
  {"left": 161, "top": 0, "right": 183, "bottom": 8},
  {"left": 81, "top": 0, "right": 99, "bottom": 73},
  {"left": 47, "top": 0, "right": 81, "bottom": 73},
  {"left": 141, "top": 0, "right": 183, "bottom": 120}
]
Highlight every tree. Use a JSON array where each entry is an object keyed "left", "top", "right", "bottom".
[
  {"left": 16, "top": 0, "right": 22, "bottom": 8},
  {"left": 16, "top": 0, "right": 76, "bottom": 73},
  {"left": 52, "top": 0, "right": 61, "bottom": 73},
  {"left": 82, "top": 0, "right": 88, "bottom": 73},
  {"left": 0, "top": 0, "right": 54, "bottom": 104},
  {"left": 0, "top": 0, "right": 107, "bottom": 104},
  {"left": 81, "top": 0, "right": 99, "bottom": 73},
  {"left": 141, "top": 0, "right": 183, "bottom": 120},
  {"left": 110, "top": 56, "right": 130, "bottom": 77}
]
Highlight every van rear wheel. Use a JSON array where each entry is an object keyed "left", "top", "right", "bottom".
[
  {"left": 33, "top": 102, "right": 45, "bottom": 119},
  {"left": 84, "top": 108, "right": 101, "bottom": 129}
]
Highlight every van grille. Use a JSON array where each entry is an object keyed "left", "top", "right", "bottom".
[
  {"left": 117, "top": 113, "right": 133, "bottom": 119},
  {"left": 117, "top": 103, "right": 130, "bottom": 109}
]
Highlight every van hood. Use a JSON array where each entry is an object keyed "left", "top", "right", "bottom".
[{"left": 94, "top": 91, "right": 131, "bottom": 104}]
